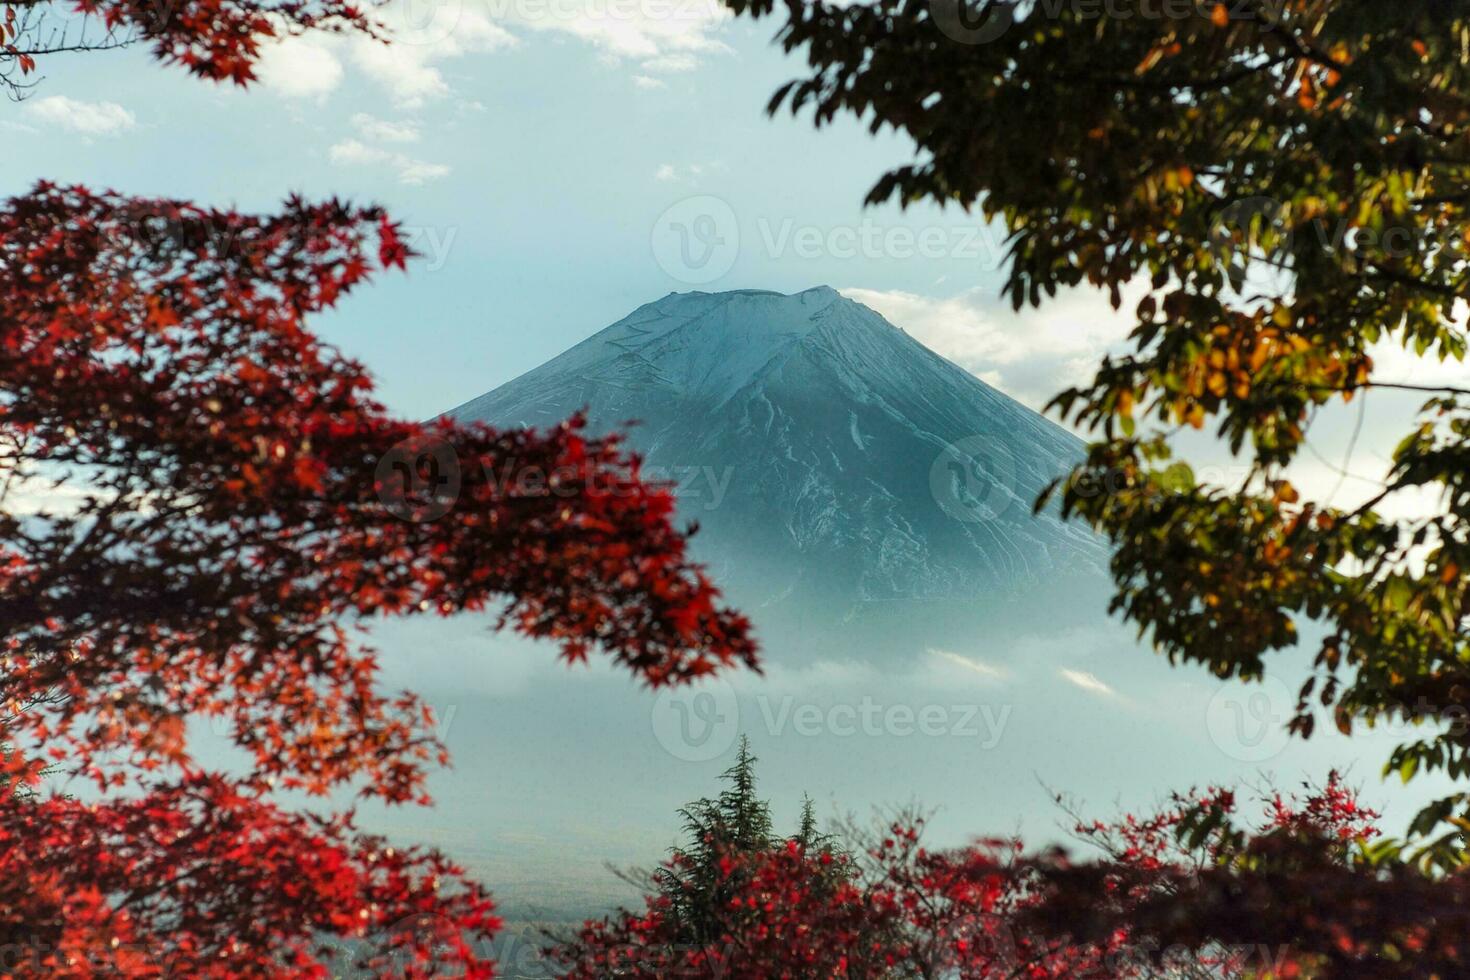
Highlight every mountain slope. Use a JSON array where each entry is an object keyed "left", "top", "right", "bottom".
[{"left": 449, "top": 287, "right": 1110, "bottom": 657}]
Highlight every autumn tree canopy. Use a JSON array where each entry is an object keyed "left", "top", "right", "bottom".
[
  {"left": 726, "top": 0, "right": 1470, "bottom": 867},
  {"left": 552, "top": 747, "right": 1376, "bottom": 977},
  {"left": 0, "top": 187, "right": 756, "bottom": 973},
  {"left": 0, "top": 5, "right": 756, "bottom": 974},
  {"left": 2, "top": 0, "right": 376, "bottom": 98}
]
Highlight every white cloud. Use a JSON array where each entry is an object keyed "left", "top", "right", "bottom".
[
  {"left": 640, "top": 52, "right": 698, "bottom": 72},
  {"left": 1058, "top": 668, "right": 1117, "bottom": 698},
  {"left": 512, "top": 0, "right": 730, "bottom": 67},
  {"left": 2, "top": 478, "right": 91, "bottom": 518},
  {"left": 737, "top": 650, "right": 1011, "bottom": 695},
  {"left": 258, "top": 0, "right": 726, "bottom": 104},
  {"left": 328, "top": 138, "right": 451, "bottom": 185},
  {"left": 1366, "top": 311, "right": 1470, "bottom": 389},
  {"left": 844, "top": 280, "right": 1470, "bottom": 416},
  {"left": 351, "top": 112, "right": 421, "bottom": 143},
  {"left": 652, "top": 161, "right": 710, "bottom": 183},
  {"left": 927, "top": 649, "right": 1010, "bottom": 682},
  {"left": 841, "top": 284, "right": 1139, "bottom": 411},
  {"left": 25, "top": 96, "right": 136, "bottom": 136},
  {"left": 254, "top": 34, "right": 344, "bottom": 99},
  {"left": 397, "top": 159, "right": 453, "bottom": 184},
  {"left": 328, "top": 138, "right": 388, "bottom": 166},
  {"left": 348, "top": 36, "right": 454, "bottom": 108},
  {"left": 258, "top": 3, "right": 515, "bottom": 107}
]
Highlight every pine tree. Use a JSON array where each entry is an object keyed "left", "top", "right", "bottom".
[
  {"left": 794, "top": 794, "right": 821, "bottom": 850},
  {"left": 713, "top": 735, "right": 773, "bottom": 851},
  {"left": 652, "top": 737, "right": 851, "bottom": 945},
  {"left": 656, "top": 736, "right": 769, "bottom": 942}
]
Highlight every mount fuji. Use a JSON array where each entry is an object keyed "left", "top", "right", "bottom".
[{"left": 448, "top": 287, "right": 1111, "bottom": 661}]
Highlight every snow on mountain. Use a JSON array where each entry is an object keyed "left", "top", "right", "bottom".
[{"left": 448, "top": 287, "right": 1111, "bottom": 659}]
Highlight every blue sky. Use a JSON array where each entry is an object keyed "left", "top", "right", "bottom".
[
  {"left": 9, "top": 5, "right": 1458, "bottom": 446},
  {"left": 7, "top": 8, "right": 1058, "bottom": 420}
]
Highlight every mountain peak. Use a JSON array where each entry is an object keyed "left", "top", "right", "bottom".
[
  {"left": 451, "top": 287, "right": 894, "bottom": 421},
  {"left": 447, "top": 288, "right": 1104, "bottom": 621},
  {"left": 666, "top": 285, "right": 840, "bottom": 302}
]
